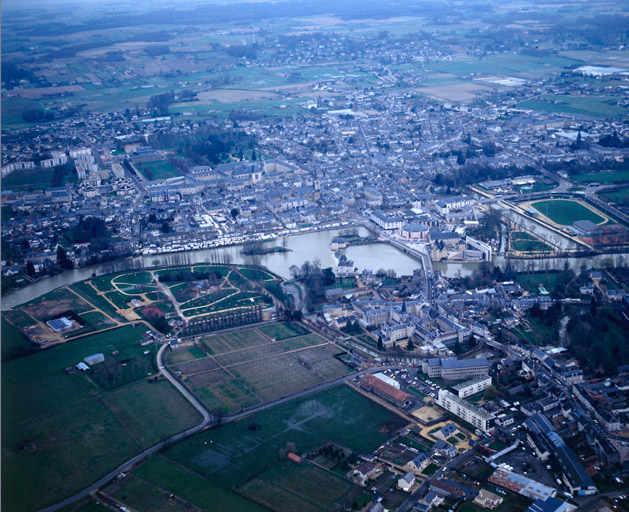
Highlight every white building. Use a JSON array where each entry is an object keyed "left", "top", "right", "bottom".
[
  {"left": 452, "top": 375, "right": 492, "bottom": 398},
  {"left": 437, "top": 389, "right": 496, "bottom": 433}
]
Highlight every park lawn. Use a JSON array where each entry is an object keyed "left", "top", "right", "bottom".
[
  {"left": 133, "top": 455, "right": 267, "bottom": 512},
  {"left": 135, "top": 160, "right": 181, "bottom": 181},
  {"left": 238, "top": 267, "right": 276, "bottom": 281},
  {"left": 113, "top": 271, "right": 155, "bottom": 286},
  {"left": 531, "top": 199, "right": 605, "bottom": 225},
  {"left": 163, "top": 385, "right": 406, "bottom": 489},
  {"left": 258, "top": 322, "right": 309, "bottom": 340},
  {"left": 103, "top": 380, "right": 201, "bottom": 448},
  {"left": 511, "top": 232, "right": 553, "bottom": 252},
  {"left": 1, "top": 318, "right": 33, "bottom": 361},
  {"left": 572, "top": 170, "right": 629, "bottom": 184},
  {"left": 91, "top": 275, "right": 118, "bottom": 292}
]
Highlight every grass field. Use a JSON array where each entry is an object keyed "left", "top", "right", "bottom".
[
  {"left": 1, "top": 167, "right": 56, "bottom": 191},
  {"left": 1, "top": 318, "right": 33, "bottom": 361},
  {"left": 239, "top": 460, "right": 353, "bottom": 512},
  {"left": 163, "top": 385, "right": 405, "bottom": 491},
  {"left": 135, "top": 160, "right": 181, "bottom": 181},
  {"left": 515, "top": 271, "right": 561, "bottom": 295},
  {"left": 572, "top": 170, "right": 629, "bottom": 184},
  {"left": 1, "top": 325, "right": 199, "bottom": 512},
  {"left": 517, "top": 94, "right": 627, "bottom": 119},
  {"left": 259, "top": 322, "right": 309, "bottom": 340},
  {"left": 510, "top": 231, "right": 553, "bottom": 252},
  {"left": 531, "top": 199, "right": 605, "bottom": 225},
  {"left": 599, "top": 186, "right": 629, "bottom": 207}
]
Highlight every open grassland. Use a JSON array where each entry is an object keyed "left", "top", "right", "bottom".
[
  {"left": 517, "top": 94, "right": 627, "bottom": 119},
  {"left": 531, "top": 199, "right": 606, "bottom": 225},
  {"left": 239, "top": 460, "right": 353, "bottom": 512},
  {"left": 1, "top": 325, "right": 199, "bottom": 512},
  {"left": 160, "top": 385, "right": 405, "bottom": 495}
]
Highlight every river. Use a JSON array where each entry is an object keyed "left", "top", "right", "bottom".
[
  {"left": 1, "top": 227, "right": 423, "bottom": 310},
  {"left": 3, "top": 226, "right": 628, "bottom": 311}
]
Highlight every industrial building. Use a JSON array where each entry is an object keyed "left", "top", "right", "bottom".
[{"left": 423, "top": 357, "right": 489, "bottom": 380}]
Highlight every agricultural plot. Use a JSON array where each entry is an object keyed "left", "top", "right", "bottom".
[
  {"left": 531, "top": 199, "right": 606, "bottom": 225},
  {"left": 178, "top": 325, "right": 351, "bottom": 413},
  {"left": 259, "top": 322, "right": 309, "bottom": 340},
  {"left": 238, "top": 460, "right": 353, "bottom": 512},
  {"left": 1, "top": 318, "right": 33, "bottom": 361},
  {"left": 70, "top": 282, "right": 125, "bottom": 321},
  {"left": 517, "top": 94, "right": 627, "bottom": 119},
  {"left": 1, "top": 325, "right": 199, "bottom": 512}
]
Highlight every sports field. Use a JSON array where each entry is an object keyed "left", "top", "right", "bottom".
[
  {"left": 1, "top": 325, "right": 201, "bottom": 512},
  {"left": 170, "top": 324, "right": 352, "bottom": 413},
  {"left": 135, "top": 160, "right": 181, "bottom": 181},
  {"left": 531, "top": 199, "right": 606, "bottom": 225}
]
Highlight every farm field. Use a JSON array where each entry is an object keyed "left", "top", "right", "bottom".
[
  {"left": 176, "top": 324, "right": 352, "bottom": 413},
  {"left": 517, "top": 94, "right": 627, "bottom": 119},
  {"left": 1, "top": 325, "right": 200, "bottom": 512},
  {"left": 531, "top": 199, "right": 606, "bottom": 225}
]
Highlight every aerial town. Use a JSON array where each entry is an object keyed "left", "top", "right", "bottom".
[{"left": 2, "top": 1, "right": 629, "bottom": 512}]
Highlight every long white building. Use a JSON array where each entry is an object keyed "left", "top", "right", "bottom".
[{"left": 437, "top": 389, "right": 495, "bottom": 433}]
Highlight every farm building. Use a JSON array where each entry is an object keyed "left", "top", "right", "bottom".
[
  {"left": 360, "top": 374, "right": 412, "bottom": 407},
  {"left": 84, "top": 353, "right": 105, "bottom": 365},
  {"left": 47, "top": 317, "right": 73, "bottom": 332}
]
